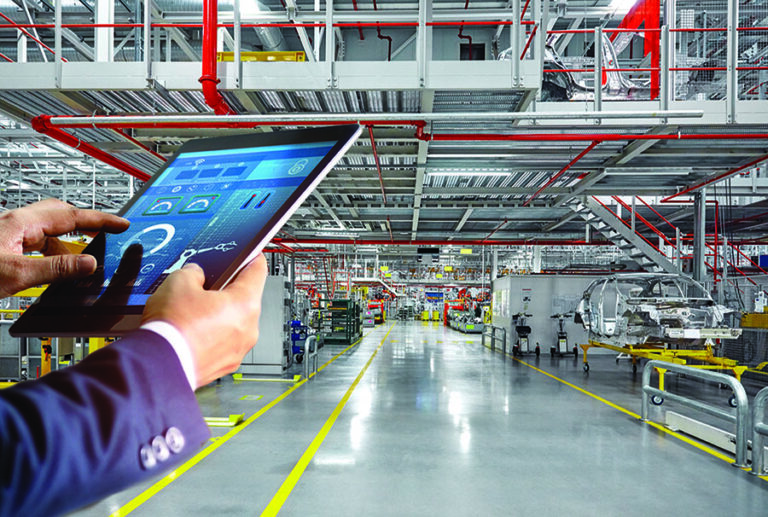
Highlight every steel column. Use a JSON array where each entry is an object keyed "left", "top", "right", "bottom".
[{"left": 693, "top": 189, "right": 707, "bottom": 283}]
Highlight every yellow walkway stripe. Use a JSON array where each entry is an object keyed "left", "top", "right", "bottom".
[
  {"left": 261, "top": 323, "right": 395, "bottom": 516},
  {"left": 111, "top": 333, "right": 370, "bottom": 516},
  {"left": 488, "top": 347, "right": 768, "bottom": 480}
]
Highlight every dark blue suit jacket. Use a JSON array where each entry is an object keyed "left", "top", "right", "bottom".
[{"left": 0, "top": 330, "right": 210, "bottom": 516}]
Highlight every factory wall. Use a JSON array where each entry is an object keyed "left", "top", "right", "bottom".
[{"left": 492, "top": 274, "right": 608, "bottom": 353}]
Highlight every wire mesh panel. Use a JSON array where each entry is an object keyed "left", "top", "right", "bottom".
[
  {"left": 674, "top": 1, "right": 728, "bottom": 101},
  {"left": 738, "top": 0, "right": 768, "bottom": 100}
]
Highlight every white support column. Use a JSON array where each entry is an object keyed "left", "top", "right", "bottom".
[
  {"left": 511, "top": 0, "right": 521, "bottom": 86},
  {"left": 54, "top": 0, "right": 62, "bottom": 88},
  {"left": 660, "top": 25, "right": 670, "bottom": 119},
  {"left": 726, "top": 0, "right": 739, "bottom": 123},
  {"left": 594, "top": 26, "right": 603, "bottom": 116},
  {"left": 144, "top": 0, "right": 152, "bottom": 80},
  {"left": 417, "top": 0, "right": 432, "bottom": 88},
  {"left": 234, "top": 0, "right": 242, "bottom": 87},
  {"left": 325, "top": 0, "right": 335, "bottom": 87},
  {"left": 16, "top": 30, "right": 27, "bottom": 63},
  {"left": 95, "top": 0, "right": 115, "bottom": 62},
  {"left": 492, "top": 249, "right": 498, "bottom": 281}
]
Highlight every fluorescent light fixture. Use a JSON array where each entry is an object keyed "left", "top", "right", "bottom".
[
  {"left": 610, "top": 0, "right": 636, "bottom": 14},
  {"left": 428, "top": 172, "right": 512, "bottom": 177}
]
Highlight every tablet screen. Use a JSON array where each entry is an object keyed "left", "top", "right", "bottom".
[
  {"left": 10, "top": 124, "right": 361, "bottom": 336},
  {"left": 95, "top": 140, "right": 335, "bottom": 306}
]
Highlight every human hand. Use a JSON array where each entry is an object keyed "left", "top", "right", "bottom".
[
  {"left": 0, "top": 199, "right": 130, "bottom": 298},
  {"left": 141, "top": 255, "right": 268, "bottom": 388}
]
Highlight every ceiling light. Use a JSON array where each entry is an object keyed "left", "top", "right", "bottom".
[{"left": 610, "top": 0, "right": 637, "bottom": 15}]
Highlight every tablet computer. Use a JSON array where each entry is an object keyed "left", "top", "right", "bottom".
[{"left": 10, "top": 124, "right": 362, "bottom": 337}]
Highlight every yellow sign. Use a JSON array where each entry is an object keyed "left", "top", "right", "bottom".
[
  {"left": 460, "top": 249, "right": 473, "bottom": 255},
  {"left": 444, "top": 266, "right": 453, "bottom": 272},
  {"left": 436, "top": 273, "right": 443, "bottom": 279},
  {"left": 385, "top": 273, "right": 392, "bottom": 278},
  {"left": 380, "top": 266, "right": 389, "bottom": 271}
]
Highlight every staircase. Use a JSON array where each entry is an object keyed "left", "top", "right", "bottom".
[
  {"left": 568, "top": 196, "right": 681, "bottom": 274},
  {"left": 312, "top": 256, "right": 335, "bottom": 299}
]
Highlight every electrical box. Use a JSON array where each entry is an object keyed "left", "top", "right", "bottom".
[{"left": 238, "top": 276, "right": 290, "bottom": 376}]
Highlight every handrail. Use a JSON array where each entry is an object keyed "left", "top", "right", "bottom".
[
  {"left": 641, "top": 360, "right": 749, "bottom": 468},
  {"left": 482, "top": 325, "right": 507, "bottom": 355},
  {"left": 591, "top": 196, "right": 668, "bottom": 257},
  {"left": 611, "top": 195, "right": 678, "bottom": 251},
  {"left": 751, "top": 386, "right": 768, "bottom": 475},
  {"left": 303, "top": 335, "right": 319, "bottom": 380}
]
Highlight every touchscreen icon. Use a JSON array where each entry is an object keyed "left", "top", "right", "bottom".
[
  {"left": 255, "top": 191, "right": 272, "bottom": 209},
  {"left": 240, "top": 191, "right": 261, "bottom": 210},
  {"left": 288, "top": 158, "right": 309, "bottom": 176},
  {"left": 180, "top": 194, "right": 219, "bottom": 214},
  {"left": 144, "top": 197, "right": 182, "bottom": 216}
]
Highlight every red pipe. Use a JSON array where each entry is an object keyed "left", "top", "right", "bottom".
[
  {"left": 521, "top": 0, "right": 532, "bottom": 20},
  {"left": 372, "top": 0, "right": 392, "bottom": 61},
  {"left": 273, "top": 238, "right": 613, "bottom": 246},
  {"left": 661, "top": 152, "right": 768, "bottom": 202},
  {"left": 0, "top": 12, "right": 66, "bottom": 62},
  {"left": 199, "top": 0, "right": 236, "bottom": 116},
  {"left": 0, "top": 52, "right": 12, "bottom": 63},
  {"left": 484, "top": 218, "right": 508, "bottom": 240},
  {"left": 520, "top": 24, "right": 538, "bottom": 60},
  {"left": 416, "top": 132, "right": 768, "bottom": 142},
  {"left": 367, "top": 125, "right": 387, "bottom": 205},
  {"left": 351, "top": 0, "right": 365, "bottom": 40},
  {"left": 523, "top": 140, "right": 599, "bottom": 206},
  {"left": 31, "top": 115, "right": 150, "bottom": 181}
]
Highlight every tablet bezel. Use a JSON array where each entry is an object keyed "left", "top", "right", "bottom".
[{"left": 10, "top": 124, "right": 362, "bottom": 337}]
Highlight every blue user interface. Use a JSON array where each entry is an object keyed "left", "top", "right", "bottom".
[{"left": 91, "top": 141, "right": 335, "bottom": 305}]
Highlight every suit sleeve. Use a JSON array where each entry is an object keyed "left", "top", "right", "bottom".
[{"left": 0, "top": 330, "right": 210, "bottom": 516}]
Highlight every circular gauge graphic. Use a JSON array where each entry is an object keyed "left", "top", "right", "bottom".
[
  {"left": 288, "top": 158, "right": 309, "bottom": 176},
  {"left": 120, "top": 223, "right": 176, "bottom": 257}
]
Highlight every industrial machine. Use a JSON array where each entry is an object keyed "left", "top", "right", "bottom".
[
  {"left": 512, "top": 312, "right": 538, "bottom": 356},
  {"left": 550, "top": 313, "right": 578, "bottom": 357}
]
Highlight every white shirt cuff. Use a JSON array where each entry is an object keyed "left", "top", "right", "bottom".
[{"left": 140, "top": 320, "right": 197, "bottom": 391}]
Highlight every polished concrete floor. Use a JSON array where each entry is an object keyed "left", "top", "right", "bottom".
[{"left": 75, "top": 321, "right": 768, "bottom": 516}]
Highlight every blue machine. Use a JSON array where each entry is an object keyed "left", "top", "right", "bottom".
[{"left": 290, "top": 320, "right": 310, "bottom": 363}]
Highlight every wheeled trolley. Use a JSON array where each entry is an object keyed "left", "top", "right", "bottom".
[{"left": 550, "top": 313, "right": 578, "bottom": 358}]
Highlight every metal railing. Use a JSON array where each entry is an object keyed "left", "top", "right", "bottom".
[
  {"left": 752, "top": 386, "right": 768, "bottom": 475},
  {"left": 303, "top": 334, "right": 319, "bottom": 380},
  {"left": 481, "top": 325, "right": 507, "bottom": 354},
  {"left": 641, "top": 360, "right": 749, "bottom": 468}
]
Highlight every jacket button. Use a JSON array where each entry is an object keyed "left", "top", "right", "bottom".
[
  {"left": 139, "top": 444, "right": 157, "bottom": 470},
  {"left": 152, "top": 435, "right": 171, "bottom": 462},
  {"left": 165, "top": 426, "right": 185, "bottom": 454}
]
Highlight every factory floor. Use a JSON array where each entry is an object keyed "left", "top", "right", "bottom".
[{"left": 76, "top": 321, "right": 767, "bottom": 516}]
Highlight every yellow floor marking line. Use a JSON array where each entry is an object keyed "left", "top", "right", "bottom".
[
  {"left": 232, "top": 374, "right": 301, "bottom": 383},
  {"left": 204, "top": 414, "right": 245, "bottom": 428},
  {"left": 261, "top": 323, "right": 396, "bottom": 517},
  {"left": 239, "top": 394, "right": 264, "bottom": 401},
  {"left": 489, "top": 347, "right": 767, "bottom": 479},
  {"left": 111, "top": 332, "right": 372, "bottom": 516}
]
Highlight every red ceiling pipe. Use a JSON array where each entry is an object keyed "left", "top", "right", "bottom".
[
  {"left": 31, "top": 115, "right": 151, "bottom": 181},
  {"left": 661, "top": 152, "right": 768, "bottom": 202},
  {"left": 417, "top": 132, "right": 768, "bottom": 142},
  {"left": 351, "top": 0, "right": 365, "bottom": 40},
  {"left": 522, "top": 140, "right": 599, "bottom": 206},
  {"left": 484, "top": 218, "right": 509, "bottom": 240},
  {"left": 200, "top": 0, "right": 236, "bottom": 115},
  {"left": 272, "top": 238, "right": 613, "bottom": 246},
  {"left": 367, "top": 125, "right": 387, "bottom": 204}
]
